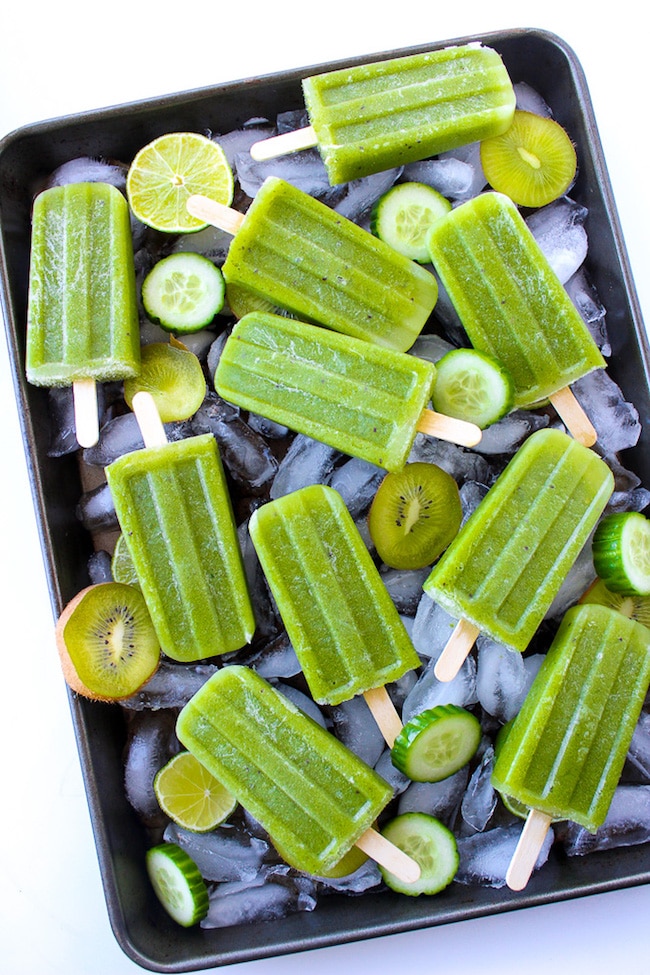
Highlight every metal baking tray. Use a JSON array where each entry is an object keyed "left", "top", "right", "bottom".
[{"left": 1, "top": 26, "right": 649, "bottom": 974}]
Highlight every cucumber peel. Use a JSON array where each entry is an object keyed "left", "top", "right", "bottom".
[{"left": 391, "top": 704, "right": 481, "bottom": 782}]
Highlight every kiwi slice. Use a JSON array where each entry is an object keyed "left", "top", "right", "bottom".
[
  {"left": 367, "top": 462, "right": 462, "bottom": 570},
  {"left": 124, "top": 340, "right": 206, "bottom": 422},
  {"left": 579, "top": 577, "right": 650, "bottom": 629},
  {"left": 56, "top": 582, "right": 160, "bottom": 700},
  {"left": 480, "top": 110, "right": 577, "bottom": 208}
]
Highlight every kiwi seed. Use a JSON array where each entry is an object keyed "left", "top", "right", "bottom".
[
  {"left": 368, "top": 462, "right": 462, "bottom": 570},
  {"left": 56, "top": 582, "right": 160, "bottom": 700}
]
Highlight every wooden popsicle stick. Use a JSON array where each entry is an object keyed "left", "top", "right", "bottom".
[
  {"left": 363, "top": 685, "right": 403, "bottom": 748},
  {"left": 186, "top": 194, "right": 246, "bottom": 235},
  {"left": 250, "top": 125, "right": 318, "bottom": 162},
  {"left": 72, "top": 378, "right": 99, "bottom": 448},
  {"left": 131, "top": 391, "right": 168, "bottom": 449},
  {"left": 549, "top": 386, "right": 597, "bottom": 447},
  {"left": 356, "top": 826, "right": 421, "bottom": 884},
  {"left": 417, "top": 409, "right": 482, "bottom": 448},
  {"left": 434, "top": 618, "right": 481, "bottom": 682},
  {"left": 506, "top": 808, "right": 553, "bottom": 891}
]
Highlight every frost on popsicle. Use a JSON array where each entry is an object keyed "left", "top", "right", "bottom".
[{"left": 34, "top": 51, "right": 650, "bottom": 934}]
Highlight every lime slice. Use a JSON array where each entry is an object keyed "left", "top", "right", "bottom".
[
  {"left": 111, "top": 533, "right": 140, "bottom": 588},
  {"left": 154, "top": 751, "right": 237, "bottom": 832},
  {"left": 592, "top": 512, "right": 650, "bottom": 596},
  {"left": 127, "top": 132, "right": 234, "bottom": 233}
]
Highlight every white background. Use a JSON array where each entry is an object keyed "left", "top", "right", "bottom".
[{"left": 1, "top": 5, "right": 649, "bottom": 974}]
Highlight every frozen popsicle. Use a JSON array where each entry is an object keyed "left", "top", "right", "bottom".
[
  {"left": 176, "top": 664, "right": 420, "bottom": 881},
  {"left": 249, "top": 44, "right": 516, "bottom": 186},
  {"left": 26, "top": 181, "right": 141, "bottom": 447},
  {"left": 427, "top": 191, "right": 606, "bottom": 446},
  {"left": 214, "top": 312, "right": 481, "bottom": 471},
  {"left": 186, "top": 175, "right": 438, "bottom": 353},
  {"left": 105, "top": 392, "right": 255, "bottom": 662},
  {"left": 249, "top": 483, "right": 421, "bottom": 746},
  {"left": 424, "top": 428, "right": 614, "bottom": 682},
  {"left": 492, "top": 603, "right": 650, "bottom": 890}
]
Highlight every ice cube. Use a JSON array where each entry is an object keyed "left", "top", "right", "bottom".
[
  {"left": 87, "top": 549, "right": 113, "bottom": 585},
  {"left": 565, "top": 267, "right": 611, "bottom": 356},
  {"left": 514, "top": 81, "right": 553, "bottom": 117},
  {"left": 191, "top": 392, "right": 278, "bottom": 492},
  {"left": 270, "top": 435, "right": 341, "bottom": 499},
  {"left": 215, "top": 125, "right": 275, "bottom": 172},
  {"left": 401, "top": 157, "right": 475, "bottom": 201},
  {"left": 46, "top": 387, "right": 80, "bottom": 456},
  {"left": 235, "top": 146, "right": 335, "bottom": 201},
  {"left": 402, "top": 650, "right": 478, "bottom": 723},
  {"left": 476, "top": 638, "right": 528, "bottom": 723},
  {"left": 625, "top": 711, "right": 650, "bottom": 783},
  {"left": 82, "top": 412, "right": 192, "bottom": 466},
  {"left": 408, "top": 435, "right": 493, "bottom": 485},
  {"left": 329, "top": 696, "right": 386, "bottom": 768},
  {"left": 454, "top": 823, "right": 553, "bottom": 888},
  {"left": 123, "top": 710, "right": 181, "bottom": 827},
  {"left": 526, "top": 197, "right": 588, "bottom": 284},
  {"left": 313, "top": 859, "right": 382, "bottom": 894},
  {"left": 380, "top": 565, "right": 431, "bottom": 616},
  {"left": 201, "top": 869, "right": 318, "bottom": 929},
  {"left": 411, "top": 595, "right": 458, "bottom": 659},
  {"left": 335, "top": 169, "right": 401, "bottom": 222},
  {"left": 275, "top": 681, "right": 327, "bottom": 729},
  {"left": 120, "top": 660, "right": 220, "bottom": 710},
  {"left": 328, "top": 455, "right": 385, "bottom": 518},
  {"left": 172, "top": 223, "right": 233, "bottom": 264},
  {"left": 164, "top": 821, "right": 269, "bottom": 883},
  {"left": 374, "top": 747, "right": 411, "bottom": 794},
  {"left": 409, "top": 332, "right": 455, "bottom": 364},
  {"left": 473, "top": 410, "right": 550, "bottom": 457},
  {"left": 572, "top": 369, "right": 641, "bottom": 455},
  {"left": 562, "top": 785, "right": 650, "bottom": 855},
  {"left": 460, "top": 745, "right": 498, "bottom": 833},
  {"left": 76, "top": 482, "right": 118, "bottom": 532},
  {"left": 438, "top": 142, "right": 488, "bottom": 200},
  {"left": 398, "top": 767, "right": 469, "bottom": 826}
]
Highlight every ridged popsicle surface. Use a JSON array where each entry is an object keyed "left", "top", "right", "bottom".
[
  {"left": 176, "top": 666, "right": 393, "bottom": 874},
  {"left": 424, "top": 429, "right": 614, "bottom": 651},
  {"left": 249, "top": 484, "right": 420, "bottom": 704}
]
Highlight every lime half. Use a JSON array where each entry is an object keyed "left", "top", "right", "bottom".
[
  {"left": 127, "top": 132, "right": 234, "bottom": 233},
  {"left": 154, "top": 751, "right": 237, "bottom": 832}
]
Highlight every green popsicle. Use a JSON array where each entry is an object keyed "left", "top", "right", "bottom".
[
  {"left": 427, "top": 191, "right": 606, "bottom": 445},
  {"left": 492, "top": 603, "right": 650, "bottom": 889},
  {"left": 250, "top": 44, "right": 516, "bottom": 185},
  {"left": 176, "top": 665, "right": 419, "bottom": 880},
  {"left": 424, "top": 429, "right": 614, "bottom": 681}
]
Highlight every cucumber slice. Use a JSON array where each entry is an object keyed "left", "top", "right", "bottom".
[
  {"left": 379, "top": 813, "right": 459, "bottom": 896},
  {"left": 370, "top": 182, "right": 451, "bottom": 262},
  {"left": 391, "top": 704, "right": 481, "bottom": 782},
  {"left": 592, "top": 512, "right": 650, "bottom": 596},
  {"left": 432, "top": 348, "right": 515, "bottom": 428},
  {"left": 146, "top": 842, "right": 209, "bottom": 927},
  {"left": 142, "top": 252, "right": 225, "bottom": 333}
]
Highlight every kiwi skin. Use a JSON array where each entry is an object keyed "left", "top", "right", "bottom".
[
  {"left": 56, "top": 582, "right": 160, "bottom": 701},
  {"left": 368, "top": 462, "right": 462, "bottom": 571}
]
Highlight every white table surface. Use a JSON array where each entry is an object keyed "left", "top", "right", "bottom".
[{"left": 2, "top": 5, "right": 649, "bottom": 974}]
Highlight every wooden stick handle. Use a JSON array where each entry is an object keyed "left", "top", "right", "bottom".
[
  {"left": 417, "top": 409, "right": 482, "bottom": 448},
  {"left": 549, "top": 386, "right": 597, "bottom": 447},
  {"left": 363, "top": 686, "right": 403, "bottom": 748},
  {"left": 73, "top": 378, "right": 99, "bottom": 448},
  {"left": 249, "top": 125, "right": 318, "bottom": 161},
  {"left": 356, "top": 826, "right": 421, "bottom": 884},
  {"left": 506, "top": 808, "right": 553, "bottom": 891},
  {"left": 131, "top": 391, "right": 168, "bottom": 449},
  {"left": 186, "top": 194, "right": 246, "bottom": 235},
  {"left": 434, "top": 618, "right": 480, "bottom": 682}
]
